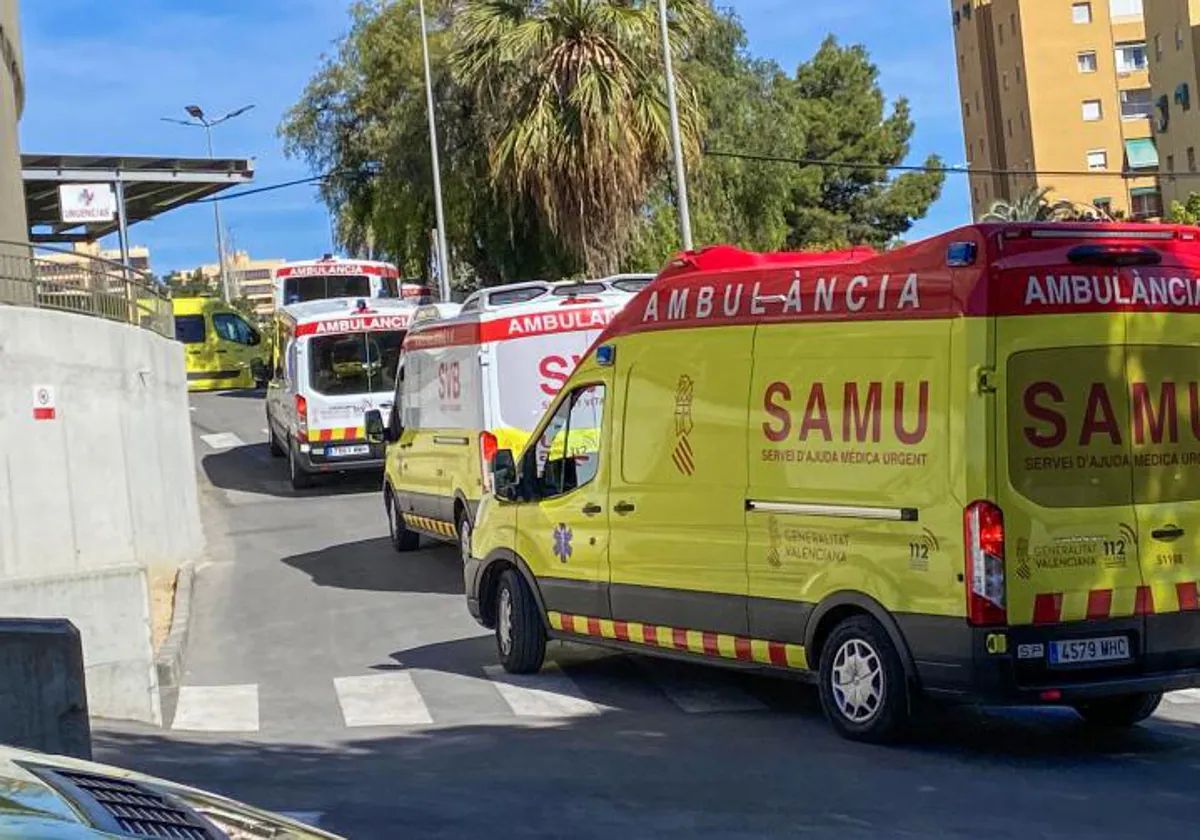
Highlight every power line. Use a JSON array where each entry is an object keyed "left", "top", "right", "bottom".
[
  {"left": 703, "top": 148, "right": 1184, "bottom": 180},
  {"left": 195, "top": 173, "right": 332, "bottom": 203}
]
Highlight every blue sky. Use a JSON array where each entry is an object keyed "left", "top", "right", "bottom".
[{"left": 17, "top": 1, "right": 969, "bottom": 275}]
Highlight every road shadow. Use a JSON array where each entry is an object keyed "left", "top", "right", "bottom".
[
  {"left": 92, "top": 692, "right": 1200, "bottom": 840},
  {"left": 282, "top": 537, "right": 463, "bottom": 595},
  {"left": 201, "top": 444, "right": 382, "bottom": 500},
  {"left": 210, "top": 388, "right": 267, "bottom": 400}
]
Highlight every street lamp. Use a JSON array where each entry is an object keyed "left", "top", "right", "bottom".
[
  {"left": 657, "top": 0, "right": 693, "bottom": 252},
  {"left": 418, "top": 0, "right": 452, "bottom": 302},
  {"left": 162, "top": 103, "right": 255, "bottom": 302}
]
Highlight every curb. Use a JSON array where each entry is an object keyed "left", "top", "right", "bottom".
[{"left": 154, "top": 562, "right": 195, "bottom": 695}]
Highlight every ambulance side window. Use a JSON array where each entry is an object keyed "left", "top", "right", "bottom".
[{"left": 533, "top": 384, "right": 605, "bottom": 498}]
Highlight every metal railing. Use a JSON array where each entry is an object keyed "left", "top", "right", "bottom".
[{"left": 0, "top": 239, "right": 173, "bottom": 338}]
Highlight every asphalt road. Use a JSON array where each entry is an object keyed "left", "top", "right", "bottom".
[{"left": 95, "top": 389, "right": 1200, "bottom": 839}]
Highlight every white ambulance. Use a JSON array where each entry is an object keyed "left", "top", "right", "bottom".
[
  {"left": 266, "top": 297, "right": 420, "bottom": 489},
  {"left": 273, "top": 256, "right": 429, "bottom": 308},
  {"left": 366, "top": 276, "right": 652, "bottom": 557}
]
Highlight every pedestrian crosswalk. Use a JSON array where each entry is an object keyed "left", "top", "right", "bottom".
[
  {"left": 167, "top": 663, "right": 1200, "bottom": 734},
  {"left": 169, "top": 660, "right": 774, "bottom": 733}
]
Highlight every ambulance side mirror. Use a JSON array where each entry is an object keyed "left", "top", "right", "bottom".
[
  {"left": 492, "top": 449, "right": 519, "bottom": 501},
  {"left": 364, "top": 409, "right": 395, "bottom": 444}
]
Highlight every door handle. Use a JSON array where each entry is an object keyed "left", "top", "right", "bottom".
[
  {"left": 216, "top": 349, "right": 228, "bottom": 354},
  {"left": 582, "top": 503, "right": 602, "bottom": 516},
  {"left": 1153, "top": 525, "right": 1185, "bottom": 541},
  {"left": 614, "top": 501, "right": 636, "bottom": 515}
]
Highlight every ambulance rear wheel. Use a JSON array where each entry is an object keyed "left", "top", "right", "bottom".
[
  {"left": 387, "top": 491, "right": 419, "bottom": 552},
  {"left": 818, "top": 615, "right": 910, "bottom": 743},
  {"left": 496, "top": 569, "right": 545, "bottom": 674},
  {"left": 1072, "top": 692, "right": 1162, "bottom": 727},
  {"left": 288, "top": 442, "right": 312, "bottom": 490},
  {"left": 267, "top": 423, "right": 285, "bottom": 457}
]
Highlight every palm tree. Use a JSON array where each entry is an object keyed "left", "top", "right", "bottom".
[
  {"left": 452, "top": 0, "right": 712, "bottom": 274},
  {"left": 980, "top": 186, "right": 1080, "bottom": 222}
]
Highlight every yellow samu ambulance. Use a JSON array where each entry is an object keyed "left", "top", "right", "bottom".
[
  {"left": 173, "top": 296, "right": 268, "bottom": 391},
  {"left": 466, "top": 223, "right": 1200, "bottom": 741},
  {"left": 366, "top": 277, "right": 650, "bottom": 560}
]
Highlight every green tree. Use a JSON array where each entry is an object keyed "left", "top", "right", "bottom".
[
  {"left": 978, "top": 186, "right": 1109, "bottom": 222},
  {"left": 1168, "top": 193, "right": 1200, "bottom": 224},
  {"left": 165, "top": 268, "right": 214, "bottom": 297}
]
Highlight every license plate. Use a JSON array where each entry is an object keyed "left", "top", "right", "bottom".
[
  {"left": 326, "top": 444, "right": 369, "bottom": 458},
  {"left": 1048, "top": 636, "right": 1130, "bottom": 665}
]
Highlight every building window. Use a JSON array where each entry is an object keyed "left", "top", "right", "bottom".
[
  {"left": 1156, "top": 94, "right": 1171, "bottom": 131},
  {"left": 1120, "top": 88, "right": 1154, "bottom": 119},
  {"left": 1132, "top": 189, "right": 1163, "bottom": 219},
  {"left": 1168, "top": 154, "right": 1176, "bottom": 172},
  {"left": 1115, "top": 42, "right": 1148, "bottom": 73},
  {"left": 1154, "top": 34, "right": 1163, "bottom": 61},
  {"left": 964, "top": 100, "right": 971, "bottom": 117},
  {"left": 1178, "top": 25, "right": 1185, "bottom": 50},
  {"left": 1078, "top": 51, "right": 1099, "bottom": 73},
  {"left": 954, "top": 9, "right": 961, "bottom": 26},
  {"left": 1176, "top": 82, "right": 1191, "bottom": 110},
  {"left": 1020, "top": 110, "right": 1027, "bottom": 130},
  {"left": 1108, "top": 0, "right": 1144, "bottom": 19},
  {"left": 1073, "top": 3, "right": 1093, "bottom": 24},
  {"left": 1011, "top": 12, "right": 1018, "bottom": 33},
  {"left": 998, "top": 23, "right": 1005, "bottom": 45},
  {"left": 1007, "top": 118, "right": 1013, "bottom": 138},
  {"left": 1189, "top": 146, "right": 1197, "bottom": 171},
  {"left": 1087, "top": 150, "right": 1109, "bottom": 170},
  {"left": 973, "top": 186, "right": 980, "bottom": 204},
  {"left": 1094, "top": 197, "right": 1113, "bottom": 216},
  {"left": 1082, "top": 99, "right": 1103, "bottom": 121},
  {"left": 1015, "top": 64, "right": 1023, "bottom": 83},
  {"left": 1003, "top": 72, "right": 1009, "bottom": 91}
]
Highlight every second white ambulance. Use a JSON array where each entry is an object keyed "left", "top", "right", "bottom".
[{"left": 267, "top": 297, "right": 419, "bottom": 489}]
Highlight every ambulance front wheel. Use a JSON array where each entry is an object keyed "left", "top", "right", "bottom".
[
  {"left": 387, "top": 491, "right": 419, "bottom": 552},
  {"left": 496, "top": 569, "right": 545, "bottom": 674},
  {"left": 817, "top": 614, "right": 911, "bottom": 743},
  {"left": 1072, "top": 691, "right": 1162, "bottom": 727}
]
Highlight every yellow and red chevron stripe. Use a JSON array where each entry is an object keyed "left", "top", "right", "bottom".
[
  {"left": 548, "top": 611, "right": 808, "bottom": 669},
  {"left": 313, "top": 427, "right": 365, "bottom": 442},
  {"left": 1029, "top": 582, "right": 1200, "bottom": 624},
  {"left": 402, "top": 513, "right": 456, "bottom": 538}
]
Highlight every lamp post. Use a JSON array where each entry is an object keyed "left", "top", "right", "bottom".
[
  {"left": 657, "top": 0, "right": 693, "bottom": 252},
  {"left": 418, "top": 0, "right": 452, "bottom": 302},
  {"left": 162, "top": 104, "right": 255, "bottom": 302}
]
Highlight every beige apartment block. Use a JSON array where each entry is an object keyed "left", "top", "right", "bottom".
[
  {"left": 1144, "top": 0, "right": 1200, "bottom": 210},
  {"left": 192, "top": 251, "right": 285, "bottom": 316},
  {"left": 953, "top": 0, "right": 1162, "bottom": 220}
]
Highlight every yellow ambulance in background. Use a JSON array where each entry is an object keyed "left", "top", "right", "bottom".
[
  {"left": 467, "top": 223, "right": 1200, "bottom": 742},
  {"left": 173, "top": 297, "right": 268, "bottom": 391},
  {"left": 366, "top": 276, "right": 651, "bottom": 561}
]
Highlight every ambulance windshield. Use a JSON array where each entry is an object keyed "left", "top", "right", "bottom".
[{"left": 309, "top": 330, "right": 404, "bottom": 395}]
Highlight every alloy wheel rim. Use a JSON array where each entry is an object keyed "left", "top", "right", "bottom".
[
  {"left": 460, "top": 520, "right": 471, "bottom": 561},
  {"left": 498, "top": 587, "right": 513, "bottom": 655},
  {"left": 388, "top": 499, "right": 398, "bottom": 541},
  {"left": 830, "top": 638, "right": 884, "bottom": 723}
]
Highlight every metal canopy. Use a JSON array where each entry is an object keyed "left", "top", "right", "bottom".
[{"left": 22, "top": 153, "right": 255, "bottom": 243}]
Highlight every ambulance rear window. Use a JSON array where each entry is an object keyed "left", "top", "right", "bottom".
[
  {"left": 552, "top": 283, "right": 606, "bottom": 297},
  {"left": 308, "top": 331, "right": 404, "bottom": 396},
  {"left": 175, "top": 315, "right": 205, "bottom": 344},
  {"left": 487, "top": 286, "right": 547, "bottom": 307},
  {"left": 283, "top": 274, "right": 371, "bottom": 305},
  {"left": 612, "top": 278, "right": 652, "bottom": 292}
]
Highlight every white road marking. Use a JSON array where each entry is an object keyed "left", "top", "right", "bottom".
[
  {"left": 644, "top": 668, "right": 767, "bottom": 714},
  {"left": 484, "top": 664, "right": 602, "bottom": 718},
  {"left": 334, "top": 673, "right": 433, "bottom": 727},
  {"left": 200, "top": 432, "right": 244, "bottom": 449},
  {"left": 172, "top": 685, "right": 259, "bottom": 732},
  {"left": 1166, "top": 688, "right": 1200, "bottom": 704}
]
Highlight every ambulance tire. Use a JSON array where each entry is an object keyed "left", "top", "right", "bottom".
[
  {"left": 496, "top": 569, "right": 545, "bottom": 674},
  {"left": 268, "top": 424, "right": 285, "bottom": 457},
  {"left": 288, "top": 441, "right": 313, "bottom": 490},
  {"left": 817, "top": 615, "right": 911, "bottom": 743},
  {"left": 456, "top": 512, "right": 472, "bottom": 564},
  {"left": 1072, "top": 691, "right": 1162, "bottom": 728},
  {"left": 387, "top": 491, "right": 420, "bottom": 553}
]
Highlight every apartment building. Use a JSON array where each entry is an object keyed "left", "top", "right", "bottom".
[
  {"left": 953, "top": 0, "right": 1162, "bottom": 219},
  {"left": 192, "top": 251, "right": 285, "bottom": 317},
  {"left": 1144, "top": 0, "right": 1200, "bottom": 210}
]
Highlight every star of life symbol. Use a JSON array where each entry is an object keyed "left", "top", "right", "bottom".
[
  {"left": 553, "top": 523, "right": 573, "bottom": 563},
  {"left": 672, "top": 375, "right": 695, "bottom": 476}
]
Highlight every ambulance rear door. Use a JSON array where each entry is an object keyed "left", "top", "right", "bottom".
[{"left": 994, "top": 230, "right": 1146, "bottom": 651}]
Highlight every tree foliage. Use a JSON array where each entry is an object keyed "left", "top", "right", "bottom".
[
  {"left": 281, "top": 3, "right": 946, "bottom": 288},
  {"left": 1168, "top": 193, "right": 1200, "bottom": 225}
]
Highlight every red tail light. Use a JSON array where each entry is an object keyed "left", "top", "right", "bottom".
[
  {"left": 295, "top": 394, "right": 308, "bottom": 441},
  {"left": 480, "top": 430, "right": 498, "bottom": 492},
  {"left": 964, "top": 500, "right": 1007, "bottom": 627}
]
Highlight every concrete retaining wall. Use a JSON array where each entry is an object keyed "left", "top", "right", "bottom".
[{"left": 0, "top": 306, "right": 203, "bottom": 723}]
